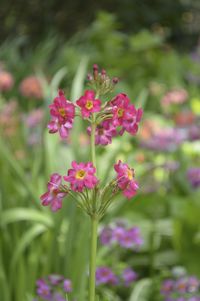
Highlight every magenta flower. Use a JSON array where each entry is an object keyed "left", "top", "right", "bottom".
[
  {"left": 100, "top": 226, "right": 113, "bottom": 245},
  {"left": 122, "top": 268, "right": 138, "bottom": 286},
  {"left": 114, "top": 160, "right": 139, "bottom": 199},
  {"left": 87, "top": 120, "right": 117, "bottom": 145},
  {"left": 64, "top": 161, "right": 98, "bottom": 192},
  {"left": 76, "top": 90, "right": 101, "bottom": 118},
  {"left": 40, "top": 173, "right": 67, "bottom": 212},
  {"left": 187, "top": 168, "right": 200, "bottom": 189},
  {"left": 110, "top": 93, "right": 143, "bottom": 136},
  {"left": 96, "top": 267, "right": 118, "bottom": 286},
  {"left": 63, "top": 279, "right": 72, "bottom": 293},
  {"left": 36, "top": 279, "right": 52, "bottom": 300},
  {"left": 48, "top": 90, "right": 75, "bottom": 139},
  {"left": 161, "top": 279, "right": 174, "bottom": 295}
]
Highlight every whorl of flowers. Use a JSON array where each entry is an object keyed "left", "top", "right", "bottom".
[
  {"left": 100, "top": 221, "right": 143, "bottom": 249},
  {"left": 96, "top": 266, "right": 138, "bottom": 287},
  {"left": 34, "top": 274, "right": 72, "bottom": 301},
  {"left": 40, "top": 65, "right": 143, "bottom": 218},
  {"left": 160, "top": 271, "right": 200, "bottom": 301}
]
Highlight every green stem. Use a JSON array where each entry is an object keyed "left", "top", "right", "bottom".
[
  {"left": 89, "top": 112, "right": 98, "bottom": 301},
  {"left": 89, "top": 217, "right": 98, "bottom": 301}
]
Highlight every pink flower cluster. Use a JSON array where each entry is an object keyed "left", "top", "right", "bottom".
[
  {"left": 114, "top": 160, "right": 139, "bottom": 199},
  {"left": 40, "top": 160, "right": 139, "bottom": 212},
  {"left": 48, "top": 87, "right": 142, "bottom": 144},
  {"left": 110, "top": 93, "right": 143, "bottom": 136},
  {"left": 48, "top": 90, "right": 75, "bottom": 139},
  {"left": 40, "top": 161, "right": 98, "bottom": 211},
  {"left": 86, "top": 93, "right": 142, "bottom": 146}
]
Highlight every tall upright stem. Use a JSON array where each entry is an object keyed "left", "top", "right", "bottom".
[
  {"left": 89, "top": 217, "right": 98, "bottom": 301},
  {"left": 89, "top": 113, "right": 98, "bottom": 301}
]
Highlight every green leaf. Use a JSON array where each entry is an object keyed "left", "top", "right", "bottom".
[
  {"left": 129, "top": 279, "right": 152, "bottom": 301},
  {"left": 0, "top": 208, "right": 53, "bottom": 228}
]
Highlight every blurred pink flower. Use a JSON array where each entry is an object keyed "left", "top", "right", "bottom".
[
  {"left": 161, "top": 88, "right": 188, "bottom": 107},
  {"left": 0, "top": 70, "right": 14, "bottom": 92},
  {"left": 23, "top": 108, "right": 44, "bottom": 128},
  {"left": 19, "top": 75, "right": 43, "bottom": 99}
]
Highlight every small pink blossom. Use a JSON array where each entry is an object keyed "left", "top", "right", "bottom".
[
  {"left": 161, "top": 88, "right": 188, "bottom": 107},
  {"left": 40, "top": 173, "right": 67, "bottom": 212},
  {"left": 0, "top": 70, "right": 14, "bottom": 92},
  {"left": 19, "top": 75, "right": 43, "bottom": 99},
  {"left": 48, "top": 90, "right": 75, "bottom": 139},
  {"left": 76, "top": 90, "right": 101, "bottom": 118},
  {"left": 87, "top": 120, "right": 117, "bottom": 145},
  {"left": 110, "top": 93, "right": 142, "bottom": 136},
  {"left": 114, "top": 160, "right": 138, "bottom": 199},
  {"left": 64, "top": 161, "right": 98, "bottom": 192}
]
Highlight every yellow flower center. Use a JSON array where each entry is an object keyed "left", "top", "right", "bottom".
[
  {"left": 85, "top": 100, "right": 93, "bottom": 110},
  {"left": 75, "top": 169, "right": 86, "bottom": 180},
  {"left": 127, "top": 169, "right": 133, "bottom": 180},
  {"left": 117, "top": 108, "right": 124, "bottom": 117},
  {"left": 58, "top": 108, "right": 66, "bottom": 117}
]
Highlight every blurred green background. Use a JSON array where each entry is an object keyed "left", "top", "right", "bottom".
[{"left": 0, "top": 0, "right": 200, "bottom": 300}]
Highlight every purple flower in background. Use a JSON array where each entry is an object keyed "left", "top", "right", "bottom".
[
  {"left": 187, "top": 168, "right": 200, "bottom": 189},
  {"left": 23, "top": 108, "right": 44, "bottom": 128},
  {"left": 161, "top": 279, "right": 174, "bottom": 295},
  {"left": 112, "top": 226, "right": 126, "bottom": 243},
  {"left": 122, "top": 268, "right": 138, "bottom": 286},
  {"left": 100, "top": 226, "right": 113, "bottom": 245},
  {"left": 96, "top": 267, "right": 118, "bottom": 286},
  {"left": 53, "top": 293, "right": 66, "bottom": 301},
  {"left": 63, "top": 279, "right": 72, "bottom": 293},
  {"left": 117, "top": 227, "right": 143, "bottom": 249},
  {"left": 35, "top": 274, "right": 72, "bottom": 301},
  {"left": 140, "top": 128, "right": 187, "bottom": 152},
  {"left": 100, "top": 223, "right": 143, "bottom": 250},
  {"left": 48, "top": 274, "right": 64, "bottom": 286},
  {"left": 36, "top": 279, "right": 52, "bottom": 300},
  {"left": 187, "top": 276, "right": 200, "bottom": 293},
  {"left": 175, "top": 277, "right": 188, "bottom": 294}
]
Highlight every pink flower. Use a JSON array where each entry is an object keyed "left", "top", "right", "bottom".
[
  {"left": 40, "top": 173, "right": 67, "bottom": 212},
  {"left": 87, "top": 120, "right": 117, "bottom": 145},
  {"left": 76, "top": 90, "right": 101, "bottom": 118},
  {"left": 0, "top": 71, "right": 14, "bottom": 92},
  {"left": 110, "top": 93, "right": 143, "bottom": 136},
  {"left": 64, "top": 161, "right": 98, "bottom": 192},
  {"left": 19, "top": 75, "right": 43, "bottom": 99},
  {"left": 114, "top": 160, "right": 138, "bottom": 199},
  {"left": 48, "top": 90, "right": 75, "bottom": 139}
]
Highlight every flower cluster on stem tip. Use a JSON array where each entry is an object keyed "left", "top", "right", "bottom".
[{"left": 41, "top": 64, "right": 143, "bottom": 218}]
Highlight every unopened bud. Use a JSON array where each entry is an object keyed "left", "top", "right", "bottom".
[
  {"left": 87, "top": 73, "right": 93, "bottom": 81},
  {"left": 112, "top": 77, "right": 119, "bottom": 84},
  {"left": 93, "top": 64, "right": 99, "bottom": 80}
]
